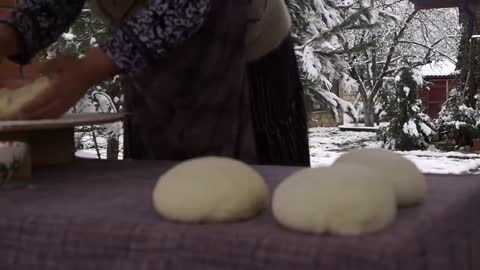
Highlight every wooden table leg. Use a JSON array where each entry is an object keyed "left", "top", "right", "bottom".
[{"left": 0, "top": 128, "right": 75, "bottom": 168}]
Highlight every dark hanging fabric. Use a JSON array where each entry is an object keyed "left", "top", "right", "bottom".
[
  {"left": 462, "top": 0, "right": 475, "bottom": 38},
  {"left": 247, "top": 33, "right": 311, "bottom": 167}
]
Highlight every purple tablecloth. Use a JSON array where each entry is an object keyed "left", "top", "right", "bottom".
[{"left": 0, "top": 159, "right": 480, "bottom": 270}]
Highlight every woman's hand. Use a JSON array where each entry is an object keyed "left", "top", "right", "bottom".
[{"left": 17, "top": 48, "right": 117, "bottom": 120}]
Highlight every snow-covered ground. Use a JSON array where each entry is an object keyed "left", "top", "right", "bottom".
[
  {"left": 76, "top": 127, "right": 480, "bottom": 175},
  {"left": 309, "top": 127, "right": 480, "bottom": 175},
  {"left": 75, "top": 130, "right": 124, "bottom": 160}
]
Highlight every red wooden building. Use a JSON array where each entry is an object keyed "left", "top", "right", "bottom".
[
  {"left": 411, "top": 0, "right": 480, "bottom": 108},
  {"left": 419, "top": 61, "right": 456, "bottom": 118}
]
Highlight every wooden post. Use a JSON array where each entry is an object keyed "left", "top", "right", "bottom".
[
  {"left": 469, "top": 36, "right": 477, "bottom": 107},
  {"left": 446, "top": 79, "right": 449, "bottom": 98},
  {"left": 0, "top": 129, "right": 75, "bottom": 167}
]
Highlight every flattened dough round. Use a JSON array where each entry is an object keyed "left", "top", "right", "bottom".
[
  {"left": 272, "top": 165, "right": 396, "bottom": 236},
  {"left": 334, "top": 148, "right": 426, "bottom": 207},
  {"left": 0, "top": 77, "right": 52, "bottom": 119},
  {"left": 152, "top": 157, "right": 269, "bottom": 223}
]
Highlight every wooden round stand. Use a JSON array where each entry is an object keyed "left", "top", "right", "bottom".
[{"left": 0, "top": 113, "right": 127, "bottom": 177}]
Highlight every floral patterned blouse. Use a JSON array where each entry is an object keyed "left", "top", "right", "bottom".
[{"left": 3, "top": 0, "right": 211, "bottom": 76}]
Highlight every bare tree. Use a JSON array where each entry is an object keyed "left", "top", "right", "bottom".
[
  {"left": 287, "top": 0, "right": 398, "bottom": 122},
  {"left": 346, "top": 0, "right": 460, "bottom": 126}
]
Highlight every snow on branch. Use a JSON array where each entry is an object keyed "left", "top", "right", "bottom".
[{"left": 316, "top": 89, "right": 359, "bottom": 122}]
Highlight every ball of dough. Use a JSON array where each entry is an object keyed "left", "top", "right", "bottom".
[
  {"left": 0, "top": 76, "right": 51, "bottom": 119},
  {"left": 272, "top": 165, "right": 396, "bottom": 236},
  {"left": 334, "top": 148, "right": 426, "bottom": 207},
  {"left": 152, "top": 156, "right": 269, "bottom": 223}
]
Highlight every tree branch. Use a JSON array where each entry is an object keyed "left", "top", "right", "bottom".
[
  {"left": 351, "top": 64, "right": 369, "bottom": 102},
  {"left": 397, "top": 40, "right": 458, "bottom": 63},
  {"left": 314, "top": 41, "right": 376, "bottom": 55},
  {"left": 370, "top": 9, "right": 419, "bottom": 101}
]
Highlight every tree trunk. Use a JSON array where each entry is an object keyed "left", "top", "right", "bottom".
[
  {"left": 107, "top": 136, "right": 119, "bottom": 160},
  {"left": 363, "top": 99, "right": 375, "bottom": 127},
  {"left": 468, "top": 36, "right": 477, "bottom": 107},
  {"left": 91, "top": 129, "right": 102, "bottom": 159}
]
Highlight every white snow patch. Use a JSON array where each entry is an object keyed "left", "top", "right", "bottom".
[
  {"left": 403, "top": 120, "right": 419, "bottom": 137},
  {"left": 419, "top": 60, "right": 456, "bottom": 77},
  {"left": 318, "top": 90, "right": 359, "bottom": 122},
  {"left": 343, "top": 113, "right": 354, "bottom": 124},
  {"left": 75, "top": 151, "right": 99, "bottom": 159},
  {"left": 309, "top": 127, "right": 480, "bottom": 174},
  {"left": 455, "top": 121, "right": 466, "bottom": 129},
  {"left": 412, "top": 68, "right": 424, "bottom": 86},
  {"left": 419, "top": 122, "right": 433, "bottom": 136},
  {"left": 301, "top": 45, "right": 321, "bottom": 81},
  {"left": 402, "top": 155, "right": 480, "bottom": 174},
  {"left": 62, "top": 32, "right": 76, "bottom": 41}
]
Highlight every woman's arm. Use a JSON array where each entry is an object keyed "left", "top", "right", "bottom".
[
  {"left": 3, "top": 0, "right": 86, "bottom": 64},
  {"left": 100, "top": 0, "right": 211, "bottom": 77},
  {"left": 15, "top": 0, "right": 212, "bottom": 120}
]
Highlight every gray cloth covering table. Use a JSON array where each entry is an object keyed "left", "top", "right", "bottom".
[{"left": 0, "top": 159, "right": 479, "bottom": 270}]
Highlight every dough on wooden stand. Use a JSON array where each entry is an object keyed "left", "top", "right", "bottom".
[
  {"left": 152, "top": 157, "right": 269, "bottom": 223},
  {"left": 272, "top": 165, "right": 396, "bottom": 236},
  {"left": 334, "top": 148, "right": 426, "bottom": 207},
  {"left": 0, "top": 77, "right": 52, "bottom": 120}
]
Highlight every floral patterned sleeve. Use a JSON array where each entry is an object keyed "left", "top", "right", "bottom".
[
  {"left": 102, "top": 0, "right": 211, "bottom": 76},
  {"left": 4, "top": 0, "right": 86, "bottom": 65},
  {"left": 4, "top": 0, "right": 211, "bottom": 77}
]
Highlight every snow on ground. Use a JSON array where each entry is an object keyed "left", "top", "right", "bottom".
[
  {"left": 75, "top": 151, "right": 100, "bottom": 159},
  {"left": 76, "top": 126, "right": 480, "bottom": 175},
  {"left": 75, "top": 132, "right": 124, "bottom": 160},
  {"left": 309, "top": 127, "right": 480, "bottom": 175}
]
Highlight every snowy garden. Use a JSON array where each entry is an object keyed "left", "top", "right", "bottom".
[
  {"left": 76, "top": 124, "right": 480, "bottom": 175},
  {"left": 309, "top": 127, "right": 480, "bottom": 174},
  {"left": 76, "top": 130, "right": 480, "bottom": 175},
  {"left": 284, "top": 0, "right": 479, "bottom": 175},
  {"left": 59, "top": 1, "right": 479, "bottom": 175}
]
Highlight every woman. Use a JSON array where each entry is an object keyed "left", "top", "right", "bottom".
[{"left": 0, "top": 0, "right": 310, "bottom": 166}]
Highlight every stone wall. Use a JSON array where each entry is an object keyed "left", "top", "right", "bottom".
[
  {"left": 338, "top": 79, "right": 357, "bottom": 105},
  {"left": 306, "top": 78, "right": 356, "bottom": 128},
  {"left": 341, "top": 91, "right": 357, "bottom": 104},
  {"left": 308, "top": 111, "right": 340, "bottom": 128}
]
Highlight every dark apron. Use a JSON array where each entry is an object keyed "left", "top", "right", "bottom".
[
  {"left": 90, "top": 0, "right": 310, "bottom": 166},
  {"left": 92, "top": 0, "right": 257, "bottom": 163},
  {"left": 248, "top": 34, "right": 311, "bottom": 166}
]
